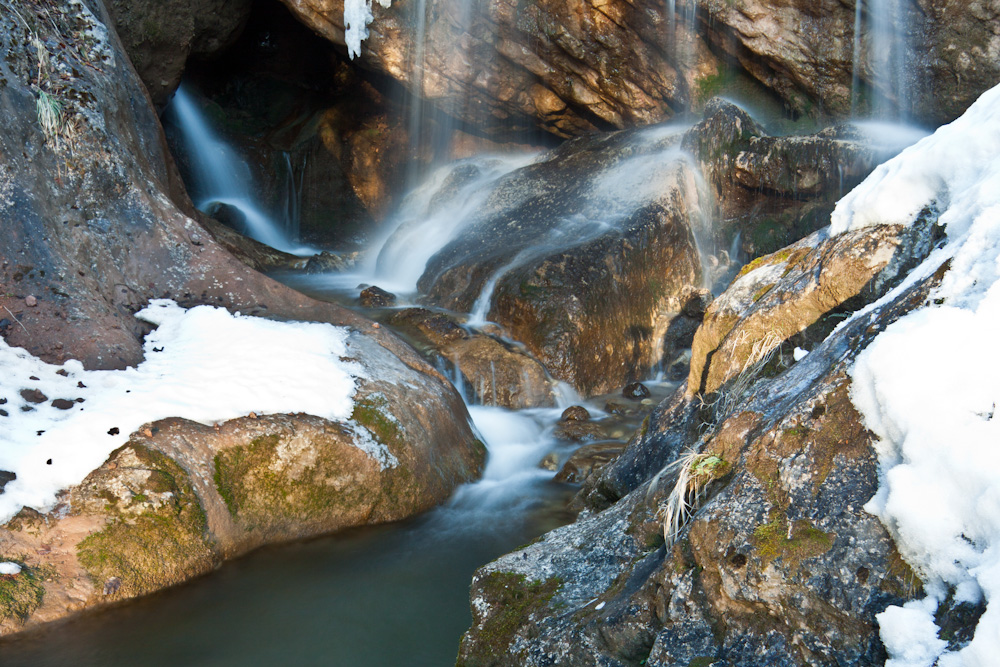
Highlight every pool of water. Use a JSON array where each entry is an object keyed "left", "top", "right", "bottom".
[{"left": 0, "top": 408, "right": 578, "bottom": 667}]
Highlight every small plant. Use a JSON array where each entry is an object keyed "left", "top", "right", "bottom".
[
  {"left": 649, "top": 450, "right": 730, "bottom": 547},
  {"left": 36, "top": 90, "right": 63, "bottom": 142}
]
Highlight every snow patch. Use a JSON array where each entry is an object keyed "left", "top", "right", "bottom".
[
  {"left": 0, "top": 562, "right": 22, "bottom": 575},
  {"left": 0, "top": 300, "right": 364, "bottom": 522},
  {"left": 842, "top": 83, "right": 1000, "bottom": 665}
]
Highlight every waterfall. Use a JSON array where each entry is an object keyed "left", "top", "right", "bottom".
[
  {"left": 853, "top": 0, "right": 911, "bottom": 120},
  {"left": 164, "top": 85, "right": 317, "bottom": 256}
]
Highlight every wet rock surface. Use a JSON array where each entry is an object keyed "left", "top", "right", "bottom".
[
  {"left": 386, "top": 308, "right": 556, "bottom": 409},
  {"left": 457, "top": 167, "right": 953, "bottom": 664},
  {"left": 415, "top": 128, "right": 705, "bottom": 396}
]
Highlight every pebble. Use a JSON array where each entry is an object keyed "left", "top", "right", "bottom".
[{"left": 25, "top": 295, "right": 37, "bottom": 307}]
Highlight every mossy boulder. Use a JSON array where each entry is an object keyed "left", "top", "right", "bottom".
[
  {"left": 74, "top": 444, "right": 216, "bottom": 600},
  {"left": 688, "top": 214, "right": 940, "bottom": 397}
]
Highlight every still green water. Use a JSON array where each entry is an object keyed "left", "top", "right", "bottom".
[{"left": 0, "top": 408, "right": 575, "bottom": 667}]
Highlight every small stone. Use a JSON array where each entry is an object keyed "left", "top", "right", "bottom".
[
  {"left": 56, "top": 369, "right": 69, "bottom": 377},
  {"left": 0, "top": 470, "right": 16, "bottom": 493},
  {"left": 143, "top": 428, "right": 153, "bottom": 437},
  {"left": 20, "top": 388, "right": 48, "bottom": 404},
  {"left": 539, "top": 452, "right": 559, "bottom": 471},
  {"left": 560, "top": 405, "right": 591, "bottom": 422},
  {"left": 51, "top": 398, "right": 75, "bottom": 410},
  {"left": 24, "top": 295, "right": 37, "bottom": 307},
  {"left": 622, "top": 382, "right": 650, "bottom": 399},
  {"left": 107, "top": 427, "right": 120, "bottom": 435},
  {"left": 359, "top": 285, "right": 397, "bottom": 308},
  {"left": 103, "top": 576, "right": 122, "bottom": 595}
]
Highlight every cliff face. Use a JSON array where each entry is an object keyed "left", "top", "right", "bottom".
[{"left": 272, "top": 0, "right": 1000, "bottom": 138}]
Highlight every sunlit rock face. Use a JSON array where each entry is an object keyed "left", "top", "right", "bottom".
[
  {"left": 277, "top": 0, "right": 999, "bottom": 138},
  {"left": 278, "top": 0, "right": 720, "bottom": 138},
  {"left": 105, "top": 0, "right": 253, "bottom": 107}
]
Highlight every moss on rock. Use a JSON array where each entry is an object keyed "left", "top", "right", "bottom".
[
  {"left": 461, "top": 572, "right": 563, "bottom": 666},
  {"left": 76, "top": 445, "right": 213, "bottom": 599},
  {"left": 0, "top": 561, "right": 46, "bottom": 622},
  {"left": 212, "top": 429, "right": 378, "bottom": 532}
]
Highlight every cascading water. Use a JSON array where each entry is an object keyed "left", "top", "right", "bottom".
[
  {"left": 852, "top": 0, "right": 911, "bottom": 120},
  {"left": 164, "top": 85, "right": 317, "bottom": 256}
]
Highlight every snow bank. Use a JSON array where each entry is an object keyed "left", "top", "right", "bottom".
[
  {"left": 840, "top": 83, "right": 1000, "bottom": 665},
  {"left": 344, "top": 0, "right": 392, "bottom": 59},
  {"left": 0, "top": 300, "right": 364, "bottom": 523}
]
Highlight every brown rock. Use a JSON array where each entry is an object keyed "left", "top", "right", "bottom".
[
  {"left": 359, "top": 286, "right": 397, "bottom": 308},
  {"left": 553, "top": 442, "right": 626, "bottom": 484}
]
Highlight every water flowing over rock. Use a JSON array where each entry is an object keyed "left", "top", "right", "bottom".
[
  {"left": 406, "top": 127, "right": 708, "bottom": 396},
  {"left": 273, "top": 0, "right": 999, "bottom": 139},
  {"left": 0, "top": 0, "right": 484, "bottom": 632},
  {"left": 457, "top": 213, "right": 946, "bottom": 667},
  {"left": 394, "top": 105, "right": 885, "bottom": 396}
]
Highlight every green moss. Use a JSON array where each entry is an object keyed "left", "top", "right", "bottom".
[
  {"left": 752, "top": 518, "right": 834, "bottom": 568},
  {"left": 77, "top": 446, "right": 211, "bottom": 598},
  {"left": 0, "top": 561, "right": 46, "bottom": 622},
  {"left": 468, "top": 572, "right": 562, "bottom": 660},
  {"left": 351, "top": 395, "right": 402, "bottom": 449},
  {"left": 751, "top": 283, "right": 776, "bottom": 303},
  {"left": 213, "top": 431, "right": 375, "bottom": 528},
  {"left": 689, "top": 658, "right": 716, "bottom": 667}
]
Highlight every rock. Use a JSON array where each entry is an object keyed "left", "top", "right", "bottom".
[
  {"left": 622, "top": 382, "right": 650, "bottom": 399},
  {"left": 458, "top": 255, "right": 944, "bottom": 667},
  {"left": 105, "top": 0, "right": 253, "bottom": 106},
  {"left": 303, "top": 252, "right": 355, "bottom": 274},
  {"left": 24, "top": 296, "right": 36, "bottom": 307},
  {"left": 0, "top": 471, "right": 15, "bottom": 494},
  {"left": 387, "top": 308, "right": 556, "bottom": 409},
  {"left": 688, "top": 212, "right": 940, "bottom": 397},
  {"left": 19, "top": 390, "right": 47, "bottom": 405},
  {"left": 278, "top": 0, "right": 720, "bottom": 139},
  {"left": 553, "top": 442, "right": 627, "bottom": 485},
  {"left": 0, "top": 350, "right": 486, "bottom": 631},
  {"left": 277, "top": 0, "right": 995, "bottom": 140},
  {"left": 50, "top": 399, "right": 75, "bottom": 411},
  {"left": 560, "top": 406, "right": 591, "bottom": 422},
  {"left": 552, "top": 420, "right": 607, "bottom": 444},
  {"left": 413, "top": 128, "right": 705, "bottom": 396},
  {"left": 359, "top": 286, "right": 397, "bottom": 308},
  {"left": 683, "top": 99, "right": 882, "bottom": 259}
]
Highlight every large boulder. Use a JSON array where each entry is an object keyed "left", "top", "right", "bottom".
[
  {"left": 456, "top": 229, "right": 945, "bottom": 667},
  {"left": 0, "top": 0, "right": 484, "bottom": 633},
  {"left": 406, "top": 128, "right": 708, "bottom": 396}
]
